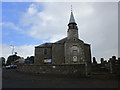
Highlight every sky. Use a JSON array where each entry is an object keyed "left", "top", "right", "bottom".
[{"left": 1, "top": 1, "right": 118, "bottom": 63}]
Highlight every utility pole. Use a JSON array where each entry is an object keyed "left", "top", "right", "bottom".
[
  {"left": 10, "top": 45, "right": 14, "bottom": 55},
  {"left": 10, "top": 45, "right": 15, "bottom": 65}
]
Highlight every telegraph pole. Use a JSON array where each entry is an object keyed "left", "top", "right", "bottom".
[
  {"left": 10, "top": 45, "right": 15, "bottom": 65},
  {"left": 10, "top": 45, "right": 14, "bottom": 55}
]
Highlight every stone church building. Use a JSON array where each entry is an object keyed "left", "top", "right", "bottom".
[{"left": 34, "top": 10, "right": 91, "bottom": 66}]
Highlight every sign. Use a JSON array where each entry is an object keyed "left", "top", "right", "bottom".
[{"left": 44, "top": 59, "right": 52, "bottom": 63}]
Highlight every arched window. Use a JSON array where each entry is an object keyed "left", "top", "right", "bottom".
[
  {"left": 73, "top": 50, "right": 77, "bottom": 56},
  {"left": 71, "top": 45, "right": 79, "bottom": 51}
]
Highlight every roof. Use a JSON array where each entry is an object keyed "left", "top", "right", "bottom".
[
  {"left": 84, "top": 43, "right": 90, "bottom": 46},
  {"left": 54, "top": 37, "right": 68, "bottom": 44},
  {"left": 35, "top": 37, "right": 68, "bottom": 48},
  {"left": 69, "top": 11, "right": 76, "bottom": 24},
  {"left": 36, "top": 43, "right": 52, "bottom": 48}
]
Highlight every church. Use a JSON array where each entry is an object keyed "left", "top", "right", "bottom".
[{"left": 34, "top": 9, "right": 91, "bottom": 66}]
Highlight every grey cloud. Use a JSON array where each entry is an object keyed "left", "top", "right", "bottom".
[{"left": 18, "top": 2, "right": 118, "bottom": 62}]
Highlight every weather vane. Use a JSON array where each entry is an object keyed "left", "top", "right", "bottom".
[{"left": 71, "top": 5, "right": 72, "bottom": 12}]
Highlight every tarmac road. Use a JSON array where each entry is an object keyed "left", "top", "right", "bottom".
[{"left": 2, "top": 69, "right": 120, "bottom": 88}]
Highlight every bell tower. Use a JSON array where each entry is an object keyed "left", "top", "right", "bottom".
[{"left": 67, "top": 6, "right": 79, "bottom": 39}]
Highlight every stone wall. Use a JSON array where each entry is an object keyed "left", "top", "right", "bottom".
[
  {"left": 64, "top": 38, "right": 85, "bottom": 64},
  {"left": 34, "top": 47, "right": 52, "bottom": 64},
  {"left": 52, "top": 43, "right": 65, "bottom": 64},
  {"left": 84, "top": 44, "right": 91, "bottom": 63},
  {"left": 16, "top": 64, "right": 86, "bottom": 76}
]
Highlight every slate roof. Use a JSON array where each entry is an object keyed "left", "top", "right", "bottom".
[
  {"left": 69, "top": 11, "right": 76, "bottom": 24},
  {"left": 36, "top": 43, "right": 52, "bottom": 48},
  {"left": 54, "top": 37, "right": 67, "bottom": 44},
  {"left": 35, "top": 37, "right": 68, "bottom": 48}
]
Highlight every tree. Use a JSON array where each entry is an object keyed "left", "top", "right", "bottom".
[
  {"left": 6, "top": 55, "right": 20, "bottom": 65},
  {"left": 0, "top": 57, "right": 5, "bottom": 66},
  {"left": 25, "top": 57, "right": 30, "bottom": 64},
  {"left": 24, "top": 56, "right": 34, "bottom": 64},
  {"left": 29, "top": 56, "right": 34, "bottom": 64}
]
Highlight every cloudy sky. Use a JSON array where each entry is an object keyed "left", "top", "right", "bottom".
[{"left": 1, "top": 1, "right": 118, "bottom": 63}]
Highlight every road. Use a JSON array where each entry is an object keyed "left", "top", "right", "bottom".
[{"left": 2, "top": 69, "right": 120, "bottom": 88}]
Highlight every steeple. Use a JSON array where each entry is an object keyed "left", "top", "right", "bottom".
[
  {"left": 67, "top": 5, "right": 79, "bottom": 39},
  {"left": 69, "top": 11, "right": 76, "bottom": 24},
  {"left": 69, "top": 5, "right": 76, "bottom": 24}
]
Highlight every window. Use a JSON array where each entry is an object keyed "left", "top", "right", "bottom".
[
  {"left": 44, "top": 48, "right": 47, "bottom": 55},
  {"left": 73, "top": 50, "right": 77, "bottom": 56},
  {"left": 73, "top": 38, "right": 76, "bottom": 41}
]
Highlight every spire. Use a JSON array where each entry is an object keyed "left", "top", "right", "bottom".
[
  {"left": 67, "top": 5, "right": 78, "bottom": 39},
  {"left": 69, "top": 5, "right": 76, "bottom": 24}
]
